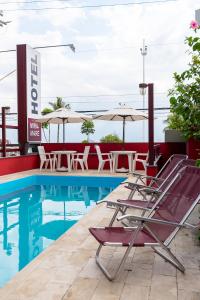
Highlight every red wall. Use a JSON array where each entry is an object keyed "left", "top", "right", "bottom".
[
  {"left": 0, "top": 154, "right": 40, "bottom": 176},
  {"left": 0, "top": 142, "right": 186, "bottom": 176},
  {"left": 186, "top": 138, "right": 200, "bottom": 160}
]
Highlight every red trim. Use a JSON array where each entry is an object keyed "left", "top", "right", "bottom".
[
  {"left": 17, "top": 44, "right": 28, "bottom": 155},
  {"left": 0, "top": 125, "right": 18, "bottom": 129}
]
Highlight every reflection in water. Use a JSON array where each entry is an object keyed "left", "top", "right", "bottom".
[{"left": 0, "top": 183, "right": 114, "bottom": 287}]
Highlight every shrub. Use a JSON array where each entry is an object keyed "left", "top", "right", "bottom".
[{"left": 100, "top": 134, "right": 122, "bottom": 143}]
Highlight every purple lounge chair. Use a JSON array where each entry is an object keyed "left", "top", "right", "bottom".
[
  {"left": 89, "top": 166, "right": 200, "bottom": 281},
  {"left": 98, "top": 159, "right": 196, "bottom": 226},
  {"left": 125, "top": 154, "right": 188, "bottom": 199}
]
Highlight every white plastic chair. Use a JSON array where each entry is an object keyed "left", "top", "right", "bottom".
[
  {"left": 95, "top": 145, "right": 113, "bottom": 172},
  {"left": 38, "top": 146, "right": 57, "bottom": 171},
  {"left": 135, "top": 152, "right": 149, "bottom": 171},
  {"left": 71, "top": 146, "right": 90, "bottom": 171}
]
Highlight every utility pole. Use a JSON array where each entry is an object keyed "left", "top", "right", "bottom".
[{"left": 140, "top": 39, "right": 147, "bottom": 140}]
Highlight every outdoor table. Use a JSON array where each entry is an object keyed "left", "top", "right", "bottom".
[
  {"left": 110, "top": 150, "right": 137, "bottom": 173},
  {"left": 51, "top": 150, "right": 77, "bottom": 172}
]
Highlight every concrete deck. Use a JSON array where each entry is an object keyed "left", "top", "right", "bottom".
[{"left": 0, "top": 169, "right": 200, "bottom": 300}]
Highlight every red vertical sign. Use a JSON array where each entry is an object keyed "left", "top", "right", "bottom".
[{"left": 17, "top": 44, "right": 41, "bottom": 154}]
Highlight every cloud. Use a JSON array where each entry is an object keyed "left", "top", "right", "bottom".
[{"left": 0, "top": 0, "right": 199, "bottom": 142}]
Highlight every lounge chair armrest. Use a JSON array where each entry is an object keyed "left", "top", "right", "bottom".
[
  {"left": 96, "top": 200, "right": 151, "bottom": 210},
  {"left": 139, "top": 187, "right": 161, "bottom": 195},
  {"left": 184, "top": 222, "right": 200, "bottom": 229},
  {"left": 121, "top": 181, "right": 147, "bottom": 189},
  {"left": 129, "top": 172, "right": 144, "bottom": 178},
  {"left": 117, "top": 214, "right": 185, "bottom": 228}
]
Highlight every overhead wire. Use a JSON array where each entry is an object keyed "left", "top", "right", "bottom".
[{"left": 2, "top": 0, "right": 178, "bottom": 12}]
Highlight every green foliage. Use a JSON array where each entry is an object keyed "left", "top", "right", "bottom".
[
  {"left": 165, "top": 113, "right": 185, "bottom": 131},
  {"left": 168, "top": 24, "right": 200, "bottom": 140},
  {"left": 48, "top": 97, "right": 70, "bottom": 142},
  {"left": 41, "top": 108, "right": 53, "bottom": 129},
  {"left": 48, "top": 97, "right": 70, "bottom": 111},
  {"left": 196, "top": 159, "right": 200, "bottom": 167},
  {"left": 81, "top": 120, "right": 95, "bottom": 142},
  {"left": 100, "top": 134, "right": 122, "bottom": 143},
  {"left": 82, "top": 139, "right": 88, "bottom": 143}
]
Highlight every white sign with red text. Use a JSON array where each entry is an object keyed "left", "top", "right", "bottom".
[{"left": 26, "top": 45, "right": 41, "bottom": 142}]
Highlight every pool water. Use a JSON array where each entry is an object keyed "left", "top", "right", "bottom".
[{"left": 0, "top": 175, "right": 125, "bottom": 287}]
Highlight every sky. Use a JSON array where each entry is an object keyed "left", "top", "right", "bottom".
[{"left": 0, "top": 0, "right": 199, "bottom": 143}]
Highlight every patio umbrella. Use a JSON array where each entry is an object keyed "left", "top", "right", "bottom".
[
  {"left": 93, "top": 104, "right": 148, "bottom": 143},
  {"left": 36, "top": 108, "right": 92, "bottom": 142}
]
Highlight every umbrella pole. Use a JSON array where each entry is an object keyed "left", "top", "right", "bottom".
[
  {"left": 121, "top": 118, "right": 126, "bottom": 168},
  {"left": 63, "top": 120, "right": 65, "bottom": 143},
  {"left": 122, "top": 118, "right": 125, "bottom": 144}
]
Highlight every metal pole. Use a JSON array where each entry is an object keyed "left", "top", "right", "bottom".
[
  {"left": 63, "top": 120, "right": 65, "bottom": 143},
  {"left": 140, "top": 40, "right": 147, "bottom": 141},
  {"left": 148, "top": 83, "right": 154, "bottom": 165},
  {"left": 1, "top": 107, "right": 10, "bottom": 157},
  {"left": 49, "top": 124, "right": 50, "bottom": 143},
  {"left": 122, "top": 118, "right": 125, "bottom": 144}
]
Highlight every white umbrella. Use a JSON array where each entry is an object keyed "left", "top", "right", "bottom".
[
  {"left": 36, "top": 108, "right": 92, "bottom": 142},
  {"left": 93, "top": 104, "right": 148, "bottom": 143}
]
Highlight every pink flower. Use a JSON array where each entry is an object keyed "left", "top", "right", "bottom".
[{"left": 190, "top": 20, "right": 199, "bottom": 30}]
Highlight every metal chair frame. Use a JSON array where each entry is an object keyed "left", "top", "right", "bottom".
[{"left": 90, "top": 166, "right": 200, "bottom": 281}]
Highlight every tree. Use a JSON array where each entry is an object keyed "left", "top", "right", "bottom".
[
  {"left": 41, "top": 107, "right": 53, "bottom": 142},
  {"left": 100, "top": 134, "right": 122, "bottom": 143},
  {"left": 48, "top": 97, "right": 71, "bottom": 142},
  {"left": 168, "top": 21, "right": 200, "bottom": 140},
  {"left": 81, "top": 120, "right": 95, "bottom": 142}
]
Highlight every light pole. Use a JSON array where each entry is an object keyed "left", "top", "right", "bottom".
[
  {"left": 140, "top": 40, "right": 147, "bottom": 141},
  {"left": 139, "top": 83, "right": 154, "bottom": 166},
  {"left": 140, "top": 40, "right": 148, "bottom": 109}
]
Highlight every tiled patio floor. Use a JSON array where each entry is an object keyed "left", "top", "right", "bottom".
[{"left": 0, "top": 169, "right": 200, "bottom": 300}]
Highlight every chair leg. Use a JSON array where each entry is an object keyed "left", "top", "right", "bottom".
[
  {"left": 40, "top": 160, "right": 45, "bottom": 171},
  {"left": 84, "top": 161, "right": 89, "bottom": 170},
  {"left": 53, "top": 157, "right": 57, "bottom": 171},
  {"left": 79, "top": 160, "right": 84, "bottom": 171},
  {"left": 94, "top": 224, "right": 142, "bottom": 281},
  {"left": 152, "top": 246, "right": 185, "bottom": 273},
  {"left": 49, "top": 159, "right": 53, "bottom": 172},
  {"left": 45, "top": 160, "right": 49, "bottom": 169},
  {"left": 145, "top": 224, "right": 185, "bottom": 273},
  {"left": 109, "top": 160, "right": 113, "bottom": 172},
  {"left": 98, "top": 161, "right": 103, "bottom": 172},
  {"left": 95, "top": 243, "right": 133, "bottom": 281}
]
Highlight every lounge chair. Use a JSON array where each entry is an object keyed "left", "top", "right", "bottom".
[
  {"left": 125, "top": 154, "right": 188, "bottom": 199},
  {"left": 89, "top": 165, "right": 200, "bottom": 281},
  {"left": 98, "top": 159, "right": 196, "bottom": 226}
]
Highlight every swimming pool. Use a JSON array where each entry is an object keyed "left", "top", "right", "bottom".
[{"left": 0, "top": 175, "right": 125, "bottom": 287}]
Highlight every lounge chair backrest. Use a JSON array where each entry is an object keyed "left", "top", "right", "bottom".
[
  {"left": 151, "top": 154, "right": 188, "bottom": 188},
  {"left": 148, "top": 166, "right": 200, "bottom": 244},
  {"left": 158, "top": 159, "right": 196, "bottom": 192},
  {"left": 38, "top": 146, "right": 46, "bottom": 160}
]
